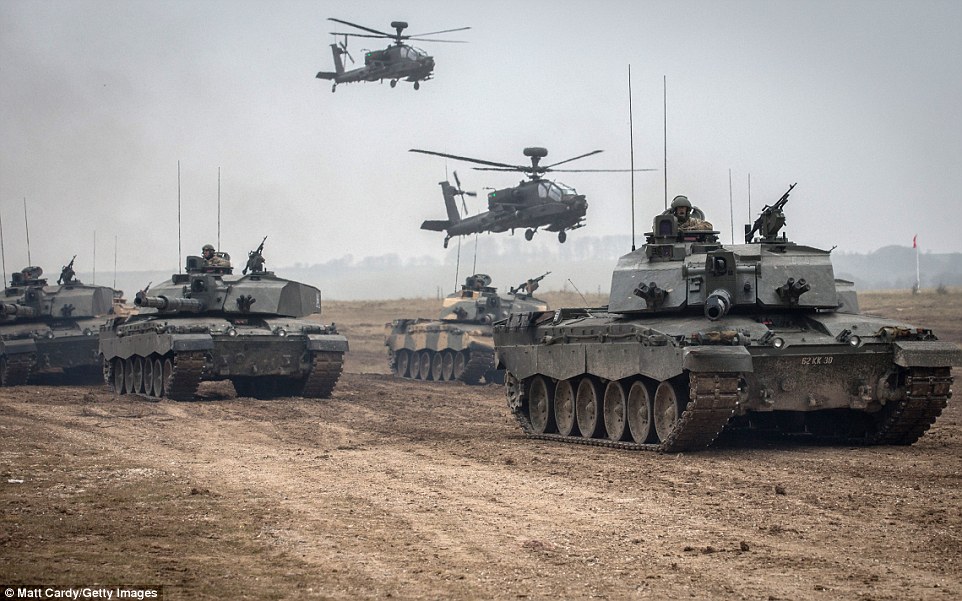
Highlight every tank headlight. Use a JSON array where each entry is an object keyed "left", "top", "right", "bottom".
[
  {"left": 772, "top": 337, "right": 785, "bottom": 349},
  {"left": 226, "top": 327, "right": 238, "bottom": 337},
  {"left": 274, "top": 327, "right": 287, "bottom": 337},
  {"left": 848, "top": 335, "right": 862, "bottom": 348},
  {"left": 46, "top": 331, "right": 56, "bottom": 339},
  {"left": 165, "top": 324, "right": 176, "bottom": 334},
  {"left": 83, "top": 328, "right": 93, "bottom": 336}
]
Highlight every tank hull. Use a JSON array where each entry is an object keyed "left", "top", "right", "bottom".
[
  {"left": 384, "top": 319, "right": 500, "bottom": 385},
  {"left": 494, "top": 309, "right": 960, "bottom": 451},
  {"left": 0, "top": 317, "right": 106, "bottom": 385},
  {"left": 100, "top": 315, "right": 348, "bottom": 400}
]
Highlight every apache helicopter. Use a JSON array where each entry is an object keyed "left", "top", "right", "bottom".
[
  {"left": 316, "top": 18, "right": 469, "bottom": 92},
  {"left": 412, "top": 147, "right": 654, "bottom": 247}
]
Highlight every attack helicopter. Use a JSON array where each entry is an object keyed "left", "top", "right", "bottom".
[
  {"left": 316, "top": 18, "right": 469, "bottom": 92},
  {"left": 412, "top": 147, "right": 654, "bottom": 247}
]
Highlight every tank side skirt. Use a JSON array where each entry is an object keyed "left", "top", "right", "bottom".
[{"left": 509, "top": 372, "right": 739, "bottom": 452}]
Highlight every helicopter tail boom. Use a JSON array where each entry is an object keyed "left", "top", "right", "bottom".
[{"left": 316, "top": 43, "right": 346, "bottom": 80}]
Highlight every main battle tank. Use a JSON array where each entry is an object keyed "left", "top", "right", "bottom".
[
  {"left": 494, "top": 185, "right": 962, "bottom": 451},
  {"left": 386, "top": 273, "right": 550, "bottom": 384},
  {"left": 0, "top": 260, "right": 116, "bottom": 385},
  {"left": 99, "top": 243, "right": 347, "bottom": 400}
]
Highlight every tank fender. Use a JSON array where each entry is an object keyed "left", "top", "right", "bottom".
[
  {"left": 683, "top": 346, "right": 754, "bottom": 373},
  {"left": 307, "top": 335, "right": 349, "bottom": 352},
  {"left": 0, "top": 338, "right": 38, "bottom": 356},
  {"left": 893, "top": 341, "right": 962, "bottom": 368}
]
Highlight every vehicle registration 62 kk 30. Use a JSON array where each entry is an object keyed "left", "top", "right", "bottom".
[{"left": 801, "top": 356, "right": 834, "bottom": 365}]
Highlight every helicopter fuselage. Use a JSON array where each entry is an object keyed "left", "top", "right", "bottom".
[{"left": 317, "top": 43, "right": 435, "bottom": 88}]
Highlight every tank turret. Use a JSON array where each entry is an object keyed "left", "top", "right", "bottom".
[
  {"left": 386, "top": 273, "right": 550, "bottom": 385},
  {"left": 0, "top": 261, "right": 118, "bottom": 386},
  {"left": 99, "top": 240, "right": 347, "bottom": 401},
  {"left": 495, "top": 184, "right": 962, "bottom": 452}
]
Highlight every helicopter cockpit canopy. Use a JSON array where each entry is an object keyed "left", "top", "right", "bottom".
[
  {"left": 401, "top": 46, "right": 427, "bottom": 60},
  {"left": 538, "top": 181, "right": 576, "bottom": 202}
]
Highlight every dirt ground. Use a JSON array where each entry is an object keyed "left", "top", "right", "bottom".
[{"left": 2, "top": 289, "right": 960, "bottom": 600}]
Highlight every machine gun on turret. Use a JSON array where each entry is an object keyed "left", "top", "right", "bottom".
[
  {"left": 244, "top": 236, "right": 268, "bottom": 275},
  {"left": 745, "top": 183, "right": 796, "bottom": 243},
  {"left": 58, "top": 255, "right": 77, "bottom": 285},
  {"left": 510, "top": 271, "right": 551, "bottom": 297}
]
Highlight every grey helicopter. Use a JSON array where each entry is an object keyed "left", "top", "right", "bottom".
[
  {"left": 412, "top": 147, "right": 655, "bottom": 246},
  {"left": 316, "top": 18, "right": 469, "bottom": 92}
]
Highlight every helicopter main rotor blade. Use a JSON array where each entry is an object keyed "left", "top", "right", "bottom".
[
  {"left": 328, "top": 18, "right": 392, "bottom": 37},
  {"left": 548, "top": 168, "right": 660, "bottom": 172},
  {"left": 405, "top": 38, "right": 469, "bottom": 43},
  {"left": 410, "top": 149, "right": 522, "bottom": 171},
  {"left": 409, "top": 26, "right": 472, "bottom": 37},
  {"left": 542, "top": 150, "right": 604, "bottom": 170},
  {"left": 472, "top": 167, "right": 524, "bottom": 172},
  {"left": 330, "top": 32, "right": 391, "bottom": 40}
]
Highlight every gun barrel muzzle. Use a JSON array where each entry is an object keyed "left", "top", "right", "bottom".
[{"left": 704, "top": 289, "right": 733, "bottom": 321}]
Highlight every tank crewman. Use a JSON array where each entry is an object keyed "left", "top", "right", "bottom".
[
  {"left": 202, "top": 244, "right": 231, "bottom": 268},
  {"left": 670, "top": 195, "right": 713, "bottom": 231}
]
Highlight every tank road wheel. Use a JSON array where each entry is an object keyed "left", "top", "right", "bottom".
[
  {"left": 151, "top": 359, "right": 164, "bottom": 397},
  {"left": 576, "top": 377, "right": 605, "bottom": 439},
  {"left": 603, "top": 380, "right": 628, "bottom": 441},
  {"left": 431, "top": 352, "right": 444, "bottom": 381},
  {"left": 419, "top": 351, "right": 433, "bottom": 381},
  {"left": 441, "top": 351, "right": 455, "bottom": 381},
  {"left": 553, "top": 379, "right": 578, "bottom": 436},
  {"left": 397, "top": 350, "right": 411, "bottom": 378},
  {"left": 132, "top": 357, "right": 145, "bottom": 394},
  {"left": 162, "top": 358, "right": 174, "bottom": 397},
  {"left": 453, "top": 351, "right": 467, "bottom": 380},
  {"left": 528, "top": 376, "right": 555, "bottom": 434},
  {"left": 143, "top": 359, "right": 155, "bottom": 396},
  {"left": 627, "top": 379, "right": 656, "bottom": 444},
  {"left": 654, "top": 380, "right": 686, "bottom": 443},
  {"left": 112, "top": 358, "right": 126, "bottom": 394},
  {"left": 409, "top": 352, "right": 421, "bottom": 380},
  {"left": 123, "top": 358, "right": 136, "bottom": 394}
]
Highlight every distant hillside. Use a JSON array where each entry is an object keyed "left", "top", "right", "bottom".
[{"left": 80, "top": 238, "right": 962, "bottom": 301}]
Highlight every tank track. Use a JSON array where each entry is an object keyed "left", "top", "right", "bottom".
[
  {"left": 164, "top": 351, "right": 206, "bottom": 401},
  {"left": 460, "top": 349, "right": 495, "bottom": 385},
  {"left": 871, "top": 366, "right": 952, "bottom": 445},
  {"left": 510, "top": 372, "right": 739, "bottom": 452},
  {"left": 297, "top": 351, "right": 344, "bottom": 398},
  {"left": 1, "top": 353, "right": 36, "bottom": 387}
]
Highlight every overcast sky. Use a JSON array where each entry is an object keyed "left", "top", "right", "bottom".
[{"left": 1, "top": 0, "right": 960, "bottom": 284}]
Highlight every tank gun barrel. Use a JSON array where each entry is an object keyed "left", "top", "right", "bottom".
[
  {"left": 0, "top": 303, "right": 36, "bottom": 317},
  {"left": 134, "top": 292, "right": 205, "bottom": 313},
  {"left": 704, "top": 289, "right": 732, "bottom": 321}
]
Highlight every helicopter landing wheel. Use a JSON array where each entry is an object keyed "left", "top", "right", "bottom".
[
  {"left": 331, "top": 84, "right": 336, "bottom": 93},
  {"left": 390, "top": 79, "right": 397, "bottom": 88},
  {"left": 524, "top": 228, "right": 535, "bottom": 241},
  {"left": 414, "top": 81, "right": 420, "bottom": 90},
  {"left": 443, "top": 237, "right": 450, "bottom": 249},
  {"left": 558, "top": 230, "right": 567, "bottom": 243}
]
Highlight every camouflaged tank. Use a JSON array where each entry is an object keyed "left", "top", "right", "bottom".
[
  {"left": 99, "top": 246, "right": 347, "bottom": 400},
  {"left": 386, "top": 273, "right": 549, "bottom": 384},
  {"left": 0, "top": 262, "right": 116, "bottom": 385},
  {"left": 495, "top": 185, "right": 962, "bottom": 451}
]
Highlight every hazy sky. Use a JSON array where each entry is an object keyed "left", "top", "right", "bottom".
[{"left": 1, "top": 0, "right": 960, "bottom": 282}]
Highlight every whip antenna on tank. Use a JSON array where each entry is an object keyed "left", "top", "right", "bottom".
[
  {"left": 663, "top": 75, "right": 668, "bottom": 210},
  {"left": 92, "top": 230, "right": 96, "bottom": 284},
  {"left": 0, "top": 204, "right": 6, "bottom": 286},
  {"left": 23, "top": 197, "right": 31, "bottom": 266},
  {"left": 217, "top": 167, "right": 221, "bottom": 251},
  {"left": 177, "top": 161, "right": 182, "bottom": 273},
  {"left": 628, "top": 65, "right": 636, "bottom": 251},
  {"left": 567, "top": 278, "right": 589, "bottom": 307},
  {"left": 728, "top": 169, "right": 734, "bottom": 244}
]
